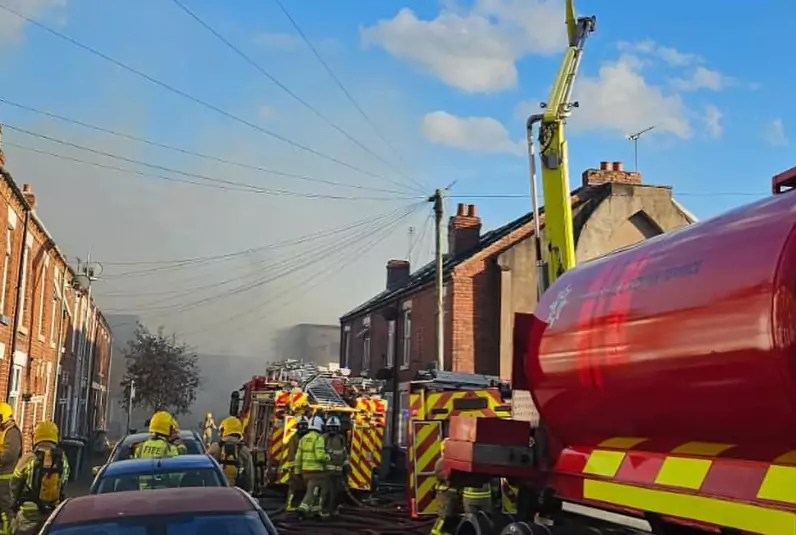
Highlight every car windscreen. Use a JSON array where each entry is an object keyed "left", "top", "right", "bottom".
[
  {"left": 94, "top": 469, "right": 223, "bottom": 493},
  {"left": 114, "top": 439, "right": 203, "bottom": 461},
  {"left": 47, "top": 511, "right": 275, "bottom": 535}
]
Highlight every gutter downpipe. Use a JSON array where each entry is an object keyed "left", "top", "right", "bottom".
[
  {"left": 50, "top": 271, "right": 68, "bottom": 422},
  {"left": 5, "top": 197, "right": 28, "bottom": 403}
]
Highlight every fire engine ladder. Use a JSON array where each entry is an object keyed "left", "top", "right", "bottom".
[
  {"left": 415, "top": 369, "right": 506, "bottom": 391},
  {"left": 304, "top": 375, "right": 349, "bottom": 408}
]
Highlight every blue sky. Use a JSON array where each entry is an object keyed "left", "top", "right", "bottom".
[{"left": 0, "top": 0, "right": 791, "bottom": 354}]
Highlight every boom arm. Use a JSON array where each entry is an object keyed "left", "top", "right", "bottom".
[{"left": 527, "top": 0, "right": 596, "bottom": 294}]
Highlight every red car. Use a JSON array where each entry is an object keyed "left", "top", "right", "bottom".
[{"left": 39, "top": 486, "right": 279, "bottom": 534}]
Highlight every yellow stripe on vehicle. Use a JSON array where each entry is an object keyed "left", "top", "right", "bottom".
[
  {"left": 597, "top": 437, "right": 646, "bottom": 449},
  {"left": 758, "top": 466, "right": 796, "bottom": 505},
  {"left": 670, "top": 442, "right": 733, "bottom": 456},
  {"left": 584, "top": 479, "right": 796, "bottom": 535},
  {"left": 654, "top": 457, "right": 711, "bottom": 490},
  {"left": 583, "top": 450, "right": 625, "bottom": 478}
]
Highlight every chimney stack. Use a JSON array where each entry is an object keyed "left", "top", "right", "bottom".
[
  {"left": 448, "top": 202, "right": 482, "bottom": 257},
  {"left": 386, "top": 259, "right": 411, "bottom": 291},
  {"left": 22, "top": 184, "right": 36, "bottom": 210},
  {"left": 582, "top": 161, "right": 641, "bottom": 187}
]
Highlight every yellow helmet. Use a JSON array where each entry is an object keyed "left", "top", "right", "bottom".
[
  {"left": 170, "top": 416, "right": 180, "bottom": 432},
  {"left": 34, "top": 421, "right": 59, "bottom": 445},
  {"left": 221, "top": 417, "right": 243, "bottom": 439},
  {"left": 0, "top": 402, "right": 13, "bottom": 423},
  {"left": 149, "top": 411, "right": 173, "bottom": 436}
]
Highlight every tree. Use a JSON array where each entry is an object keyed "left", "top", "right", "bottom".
[{"left": 120, "top": 323, "right": 201, "bottom": 415}]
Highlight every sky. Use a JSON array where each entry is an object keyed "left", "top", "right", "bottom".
[{"left": 0, "top": 0, "right": 790, "bottom": 360}]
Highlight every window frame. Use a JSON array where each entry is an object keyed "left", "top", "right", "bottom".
[
  {"left": 0, "top": 224, "right": 12, "bottom": 317},
  {"left": 16, "top": 237, "right": 31, "bottom": 333},
  {"left": 401, "top": 306, "right": 412, "bottom": 370},
  {"left": 37, "top": 255, "right": 49, "bottom": 338},
  {"left": 8, "top": 364, "right": 21, "bottom": 414},
  {"left": 386, "top": 320, "right": 395, "bottom": 368}
]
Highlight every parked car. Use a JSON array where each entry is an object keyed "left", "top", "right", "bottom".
[
  {"left": 89, "top": 455, "right": 228, "bottom": 494},
  {"left": 39, "top": 487, "right": 279, "bottom": 534},
  {"left": 92, "top": 429, "right": 205, "bottom": 475}
]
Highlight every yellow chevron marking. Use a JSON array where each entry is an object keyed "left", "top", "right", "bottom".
[
  {"left": 598, "top": 437, "right": 647, "bottom": 449},
  {"left": 671, "top": 442, "right": 733, "bottom": 456},
  {"left": 758, "top": 465, "right": 796, "bottom": 505},
  {"left": 583, "top": 450, "right": 626, "bottom": 478},
  {"left": 654, "top": 457, "right": 711, "bottom": 490}
]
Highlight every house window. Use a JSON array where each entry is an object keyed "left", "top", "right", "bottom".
[
  {"left": 362, "top": 333, "right": 371, "bottom": 373},
  {"left": 37, "top": 257, "right": 48, "bottom": 337},
  {"left": 1, "top": 225, "right": 12, "bottom": 316},
  {"left": 17, "top": 238, "right": 31, "bottom": 332},
  {"left": 386, "top": 320, "right": 395, "bottom": 367},
  {"left": 342, "top": 325, "right": 351, "bottom": 368},
  {"left": 401, "top": 308, "right": 412, "bottom": 369},
  {"left": 7, "top": 365, "right": 21, "bottom": 414},
  {"left": 398, "top": 390, "right": 409, "bottom": 448}
]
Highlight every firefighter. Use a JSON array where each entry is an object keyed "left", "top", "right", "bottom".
[
  {"left": 430, "top": 438, "right": 461, "bottom": 535},
  {"left": 9, "top": 421, "right": 69, "bottom": 535},
  {"left": 294, "top": 415, "right": 330, "bottom": 519},
  {"left": 462, "top": 481, "right": 493, "bottom": 514},
  {"left": 203, "top": 412, "right": 216, "bottom": 446},
  {"left": 134, "top": 411, "right": 180, "bottom": 459},
  {"left": 0, "top": 403, "right": 21, "bottom": 535},
  {"left": 168, "top": 416, "right": 187, "bottom": 455},
  {"left": 208, "top": 416, "right": 254, "bottom": 493},
  {"left": 322, "top": 415, "right": 347, "bottom": 518},
  {"left": 285, "top": 416, "right": 309, "bottom": 512}
]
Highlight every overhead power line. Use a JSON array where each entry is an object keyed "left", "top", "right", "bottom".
[
  {"left": 271, "top": 0, "right": 416, "bottom": 176},
  {"left": 100, "top": 204, "right": 417, "bottom": 274},
  {"left": 0, "top": 1, "right": 418, "bottom": 192},
  {"left": 104, "top": 202, "right": 423, "bottom": 319},
  {"left": 0, "top": 98, "right": 412, "bottom": 195},
  {"left": 180, "top": 201, "right": 421, "bottom": 337},
  {"left": 2, "top": 125, "right": 420, "bottom": 201},
  {"left": 169, "top": 0, "right": 426, "bottom": 195}
]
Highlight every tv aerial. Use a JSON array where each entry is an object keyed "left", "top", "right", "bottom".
[{"left": 626, "top": 126, "right": 656, "bottom": 172}]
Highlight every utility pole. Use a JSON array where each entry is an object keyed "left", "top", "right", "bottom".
[
  {"left": 126, "top": 379, "right": 135, "bottom": 433},
  {"left": 626, "top": 126, "right": 656, "bottom": 172},
  {"left": 429, "top": 189, "right": 445, "bottom": 372}
]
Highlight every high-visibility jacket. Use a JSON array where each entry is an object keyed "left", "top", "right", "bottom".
[
  {"left": 0, "top": 422, "right": 22, "bottom": 480},
  {"left": 463, "top": 483, "right": 491, "bottom": 500},
  {"left": 294, "top": 431, "right": 329, "bottom": 475},
  {"left": 323, "top": 433, "right": 347, "bottom": 472},
  {"left": 134, "top": 437, "right": 180, "bottom": 459}
]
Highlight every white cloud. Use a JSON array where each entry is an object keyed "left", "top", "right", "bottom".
[
  {"left": 764, "top": 118, "right": 788, "bottom": 146},
  {"left": 672, "top": 66, "right": 734, "bottom": 92},
  {"left": 0, "top": 0, "right": 65, "bottom": 44},
  {"left": 513, "top": 99, "right": 541, "bottom": 122},
  {"left": 360, "top": 0, "right": 566, "bottom": 93},
  {"left": 421, "top": 111, "right": 523, "bottom": 155},
  {"left": 703, "top": 105, "right": 723, "bottom": 139},
  {"left": 570, "top": 54, "right": 692, "bottom": 139},
  {"left": 618, "top": 40, "right": 702, "bottom": 67}
]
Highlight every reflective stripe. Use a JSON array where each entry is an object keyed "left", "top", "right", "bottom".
[
  {"left": 0, "top": 474, "right": 12, "bottom": 480},
  {"left": 463, "top": 490, "right": 491, "bottom": 499}
]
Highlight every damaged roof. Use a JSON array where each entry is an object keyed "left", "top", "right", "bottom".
[{"left": 340, "top": 184, "right": 613, "bottom": 322}]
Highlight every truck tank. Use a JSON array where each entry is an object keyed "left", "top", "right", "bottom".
[{"left": 528, "top": 191, "right": 796, "bottom": 452}]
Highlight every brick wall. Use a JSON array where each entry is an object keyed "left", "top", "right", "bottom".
[{"left": 0, "top": 171, "right": 111, "bottom": 449}]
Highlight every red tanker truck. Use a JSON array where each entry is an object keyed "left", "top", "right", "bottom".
[{"left": 444, "top": 168, "right": 796, "bottom": 535}]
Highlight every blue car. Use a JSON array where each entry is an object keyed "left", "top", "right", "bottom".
[{"left": 89, "top": 454, "right": 228, "bottom": 494}]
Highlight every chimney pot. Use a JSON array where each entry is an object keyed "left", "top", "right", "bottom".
[
  {"left": 467, "top": 204, "right": 476, "bottom": 217},
  {"left": 612, "top": 161, "right": 624, "bottom": 172},
  {"left": 386, "top": 259, "right": 411, "bottom": 291},
  {"left": 456, "top": 203, "right": 466, "bottom": 216},
  {"left": 600, "top": 161, "right": 610, "bottom": 171},
  {"left": 21, "top": 184, "right": 36, "bottom": 210}
]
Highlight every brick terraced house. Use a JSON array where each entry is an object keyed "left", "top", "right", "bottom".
[
  {"left": 340, "top": 161, "right": 697, "bottom": 453},
  {"left": 0, "top": 150, "right": 111, "bottom": 451}
]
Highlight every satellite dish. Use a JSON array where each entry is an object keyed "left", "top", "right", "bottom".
[{"left": 72, "top": 274, "right": 90, "bottom": 292}]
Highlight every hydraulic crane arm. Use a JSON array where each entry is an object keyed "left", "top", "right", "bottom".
[{"left": 527, "top": 0, "right": 596, "bottom": 295}]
